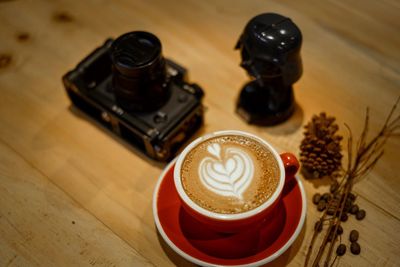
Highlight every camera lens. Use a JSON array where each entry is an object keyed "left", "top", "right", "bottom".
[{"left": 111, "top": 31, "right": 170, "bottom": 112}]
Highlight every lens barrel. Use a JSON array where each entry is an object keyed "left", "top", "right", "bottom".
[{"left": 111, "top": 31, "right": 170, "bottom": 111}]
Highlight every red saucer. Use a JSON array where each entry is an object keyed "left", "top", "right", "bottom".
[{"left": 153, "top": 160, "right": 306, "bottom": 266}]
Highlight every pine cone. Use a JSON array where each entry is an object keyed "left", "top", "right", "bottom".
[{"left": 300, "top": 112, "right": 343, "bottom": 179}]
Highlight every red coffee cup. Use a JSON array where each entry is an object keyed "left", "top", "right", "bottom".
[{"left": 174, "top": 130, "right": 299, "bottom": 233}]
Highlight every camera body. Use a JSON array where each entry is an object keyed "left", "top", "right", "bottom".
[{"left": 62, "top": 32, "right": 204, "bottom": 161}]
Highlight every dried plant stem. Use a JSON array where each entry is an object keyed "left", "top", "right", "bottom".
[
  {"left": 312, "top": 178, "right": 350, "bottom": 267},
  {"left": 311, "top": 218, "right": 332, "bottom": 267},
  {"left": 305, "top": 176, "right": 345, "bottom": 267},
  {"left": 324, "top": 180, "right": 352, "bottom": 266},
  {"left": 304, "top": 97, "right": 400, "bottom": 267},
  {"left": 304, "top": 216, "right": 324, "bottom": 267}
]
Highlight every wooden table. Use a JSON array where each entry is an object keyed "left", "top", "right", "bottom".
[{"left": 0, "top": 1, "right": 399, "bottom": 266}]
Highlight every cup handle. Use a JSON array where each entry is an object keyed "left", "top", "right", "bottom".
[{"left": 280, "top": 153, "right": 300, "bottom": 184}]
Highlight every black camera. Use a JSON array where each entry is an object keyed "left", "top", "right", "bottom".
[{"left": 63, "top": 31, "right": 204, "bottom": 161}]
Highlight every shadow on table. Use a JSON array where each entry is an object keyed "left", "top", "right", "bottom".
[
  {"left": 304, "top": 174, "right": 332, "bottom": 189},
  {"left": 262, "top": 219, "right": 307, "bottom": 267},
  {"left": 156, "top": 217, "right": 307, "bottom": 267},
  {"left": 258, "top": 102, "right": 304, "bottom": 136},
  {"left": 68, "top": 105, "right": 209, "bottom": 170},
  {"left": 157, "top": 231, "right": 196, "bottom": 267},
  {"left": 68, "top": 105, "right": 166, "bottom": 169}
]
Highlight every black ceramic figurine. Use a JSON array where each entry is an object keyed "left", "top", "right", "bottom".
[{"left": 235, "top": 13, "right": 303, "bottom": 125}]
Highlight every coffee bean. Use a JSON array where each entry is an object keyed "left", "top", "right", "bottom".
[
  {"left": 350, "top": 230, "right": 359, "bottom": 242},
  {"left": 340, "top": 213, "right": 348, "bottom": 222},
  {"left": 327, "top": 208, "right": 335, "bottom": 215},
  {"left": 350, "top": 204, "right": 359, "bottom": 215},
  {"left": 344, "top": 203, "right": 352, "bottom": 213},
  {"left": 336, "top": 244, "right": 346, "bottom": 256},
  {"left": 322, "top": 193, "right": 332, "bottom": 201},
  {"left": 350, "top": 242, "right": 361, "bottom": 255},
  {"left": 333, "top": 193, "right": 341, "bottom": 202},
  {"left": 337, "top": 225, "right": 343, "bottom": 235},
  {"left": 330, "top": 181, "right": 339, "bottom": 193},
  {"left": 313, "top": 193, "right": 321, "bottom": 205},
  {"left": 348, "top": 192, "right": 356, "bottom": 201},
  {"left": 314, "top": 221, "right": 323, "bottom": 232},
  {"left": 331, "top": 198, "right": 340, "bottom": 206},
  {"left": 317, "top": 200, "right": 326, "bottom": 211},
  {"left": 356, "top": 209, "right": 366, "bottom": 220}
]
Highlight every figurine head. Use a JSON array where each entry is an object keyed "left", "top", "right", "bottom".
[{"left": 235, "top": 13, "right": 302, "bottom": 86}]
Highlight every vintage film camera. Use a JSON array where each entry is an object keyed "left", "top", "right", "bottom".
[{"left": 63, "top": 31, "right": 204, "bottom": 161}]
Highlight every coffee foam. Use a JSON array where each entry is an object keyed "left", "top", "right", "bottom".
[
  {"left": 180, "top": 134, "right": 280, "bottom": 214},
  {"left": 199, "top": 143, "right": 254, "bottom": 199}
]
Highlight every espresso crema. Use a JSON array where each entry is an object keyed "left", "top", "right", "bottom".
[{"left": 180, "top": 134, "right": 280, "bottom": 214}]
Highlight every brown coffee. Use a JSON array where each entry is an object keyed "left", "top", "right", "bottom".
[{"left": 180, "top": 134, "right": 280, "bottom": 214}]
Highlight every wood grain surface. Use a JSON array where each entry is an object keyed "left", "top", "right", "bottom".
[{"left": 0, "top": 0, "right": 399, "bottom": 266}]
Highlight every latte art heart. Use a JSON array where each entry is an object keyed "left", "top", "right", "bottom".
[
  {"left": 180, "top": 134, "right": 280, "bottom": 214},
  {"left": 199, "top": 144, "right": 254, "bottom": 199}
]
